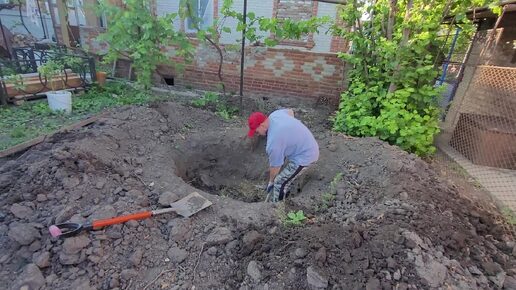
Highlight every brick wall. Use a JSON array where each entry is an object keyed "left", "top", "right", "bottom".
[
  {"left": 79, "top": 0, "right": 348, "bottom": 102},
  {"left": 155, "top": 44, "right": 345, "bottom": 101},
  {"left": 276, "top": 0, "right": 313, "bottom": 20}
]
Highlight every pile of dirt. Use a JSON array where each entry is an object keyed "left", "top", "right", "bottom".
[{"left": 0, "top": 96, "right": 515, "bottom": 290}]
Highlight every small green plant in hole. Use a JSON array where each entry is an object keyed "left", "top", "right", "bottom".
[
  {"left": 285, "top": 210, "right": 306, "bottom": 226},
  {"left": 317, "top": 172, "right": 343, "bottom": 212},
  {"left": 191, "top": 91, "right": 219, "bottom": 107},
  {"left": 216, "top": 105, "right": 238, "bottom": 120}
]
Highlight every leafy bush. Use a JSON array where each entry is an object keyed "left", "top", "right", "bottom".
[
  {"left": 332, "top": 0, "right": 489, "bottom": 156},
  {"left": 97, "top": 0, "right": 194, "bottom": 88}
]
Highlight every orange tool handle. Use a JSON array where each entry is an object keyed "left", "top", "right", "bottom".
[{"left": 92, "top": 211, "right": 152, "bottom": 229}]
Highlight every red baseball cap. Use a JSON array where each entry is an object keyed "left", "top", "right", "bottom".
[{"left": 247, "top": 112, "right": 267, "bottom": 137}]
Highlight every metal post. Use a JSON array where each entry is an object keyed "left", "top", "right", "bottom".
[
  {"left": 239, "top": 0, "right": 247, "bottom": 109},
  {"left": 438, "top": 26, "right": 461, "bottom": 86},
  {"left": 0, "top": 17, "right": 10, "bottom": 59},
  {"left": 36, "top": 0, "right": 47, "bottom": 39},
  {"left": 448, "top": 26, "right": 477, "bottom": 104}
]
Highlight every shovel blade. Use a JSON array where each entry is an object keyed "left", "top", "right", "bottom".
[{"left": 171, "top": 192, "right": 212, "bottom": 217}]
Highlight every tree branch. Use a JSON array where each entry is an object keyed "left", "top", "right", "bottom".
[{"left": 184, "top": 1, "right": 226, "bottom": 96}]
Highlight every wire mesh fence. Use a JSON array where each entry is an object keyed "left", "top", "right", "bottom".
[{"left": 436, "top": 20, "right": 516, "bottom": 211}]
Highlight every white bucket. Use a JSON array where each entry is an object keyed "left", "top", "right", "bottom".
[{"left": 46, "top": 91, "right": 72, "bottom": 114}]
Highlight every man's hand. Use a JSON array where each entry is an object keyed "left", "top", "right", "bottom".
[{"left": 266, "top": 182, "right": 274, "bottom": 193}]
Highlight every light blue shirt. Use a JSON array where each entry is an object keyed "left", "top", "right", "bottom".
[{"left": 266, "top": 109, "right": 319, "bottom": 167}]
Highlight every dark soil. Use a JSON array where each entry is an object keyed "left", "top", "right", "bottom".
[{"left": 0, "top": 94, "right": 515, "bottom": 290}]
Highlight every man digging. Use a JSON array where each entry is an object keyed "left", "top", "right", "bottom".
[{"left": 247, "top": 109, "right": 319, "bottom": 202}]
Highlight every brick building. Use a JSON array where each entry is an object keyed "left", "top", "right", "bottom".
[{"left": 78, "top": 0, "right": 348, "bottom": 101}]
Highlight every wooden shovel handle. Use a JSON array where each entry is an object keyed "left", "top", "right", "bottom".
[{"left": 92, "top": 211, "right": 152, "bottom": 229}]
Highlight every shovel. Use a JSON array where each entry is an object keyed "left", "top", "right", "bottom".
[{"left": 49, "top": 192, "right": 212, "bottom": 238}]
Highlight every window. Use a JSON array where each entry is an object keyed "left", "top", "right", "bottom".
[
  {"left": 273, "top": 0, "right": 316, "bottom": 48},
  {"left": 185, "top": 0, "right": 213, "bottom": 32}
]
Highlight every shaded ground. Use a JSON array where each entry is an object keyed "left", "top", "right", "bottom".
[{"left": 0, "top": 95, "right": 515, "bottom": 290}]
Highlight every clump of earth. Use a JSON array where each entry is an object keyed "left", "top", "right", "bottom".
[{"left": 0, "top": 92, "right": 515, "bottom": 290}]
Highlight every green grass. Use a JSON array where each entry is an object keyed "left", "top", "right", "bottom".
[
  {"left": 0, "top": 82, "right": 170, "bottom": 151},
  {"left": 501, "top": 207, "right": 516, "bottom": 225}
]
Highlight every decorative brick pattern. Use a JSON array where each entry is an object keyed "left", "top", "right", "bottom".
[
  {"left": 263, "top": 52, "right": 295, "bottom": 77},
  {"left": 175, "top": 46, "right": 345, "bottom": 100},
  {"left": 301, "top": 57, "right": 336, "bottom": 81}
]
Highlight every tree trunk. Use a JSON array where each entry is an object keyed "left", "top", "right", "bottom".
[
  {"left": 205, "top": 35, "right": 226, "bottom": 96},
  {"left": 386, "top": 0, "right": 397, "bottom": 40},
  {"left": 387, "top": 0, "right": 413, "bottom": 94}
]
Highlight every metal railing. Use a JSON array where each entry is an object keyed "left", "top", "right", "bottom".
[{"left": 0, "top": 46, "right": 96, "bottom": 104}]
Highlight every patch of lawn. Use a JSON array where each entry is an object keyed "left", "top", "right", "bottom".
[{"left": 0, "top": 82, "right": 170, "bottom": 151}]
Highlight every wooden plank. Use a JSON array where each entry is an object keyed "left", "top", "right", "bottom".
[
  {"left": 5, "top": 76, "right": 83, "bottom": 97},
  {"left": 0, "top": 69, "right": 74, "bottom": 80},
  {"left": 56, "top": 0, "right": 71, "bottom": 47},
  {"left": 0, "top": 114, "right": 104, "bottom": 158},
  {"left": 11, "top": 87, "right": 85, "bottom": 101}
]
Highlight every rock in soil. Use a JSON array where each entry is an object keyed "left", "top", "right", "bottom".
[
  {"left": 167, "top": 246, "right": 188, "bottom": 264},
  {"left": 129, "top": 248, "right": 143, "bottom": 266},
  {"left": 207, "top": 246, "right": 218, "bottom": 256},
  {"left": 483, "top": 261, "right": 504, "bottom": 276},
  {"left": 306, "top": 266, "right": 328, "bottom": 289},
  {"left": 366, "top": 277, "right": 381, "bottom": 290},
  {"left": 10, "top": 204, "right": 34, "bottom": 220},
  {"left": 416, "top": 260, "right": 447, "bottom": 288},
  {"left": 206, "top": 227, "right": 232, "bottom": 246},
  {"left": 33, "top": 251, "right": 51, "bottom": 268},
  {"left": 504, "top": 276, "right": 516, "bottom": 289},
  {"left": 120, "top": 269, "right": 138, "bottom": 281},
  {"left": 11, "top": 263, "right": 45, "bottom": 290},
  {"left": 242, "top": 230, "right": 263, "bottom": 254},
  {"left": 247, "top": 260, "right": 262, "bottom": 283},
  {"left": 62, "top": 235, "right": 90, "bottom": 254},
  {"left": 159, "top": 191, "right": 180, "bottom": 206},
  {"left": 295, "top": 248, "right": 308, "bottom": 258},
  {"left": 8, "top": 222, "right": 41, "bottom": 245},
  {"left": 315, "top": 247, "right": 327, "bottom": 264}
]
